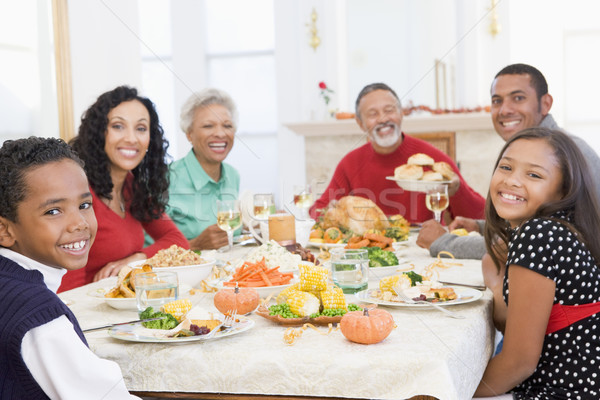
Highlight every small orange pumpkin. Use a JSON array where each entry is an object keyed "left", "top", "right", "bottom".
[
  {"left": 340, "top": 307, "right": 394, "bottom": 344},
  {"left": 213, "top": 285, "right": 260, "bottom": 315}
]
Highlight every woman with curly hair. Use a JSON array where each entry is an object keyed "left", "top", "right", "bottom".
[{"left": 59, "top": 86, "right": 188, "bottom": 292}]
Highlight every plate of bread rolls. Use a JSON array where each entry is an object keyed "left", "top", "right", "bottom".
[{"left": 387, "top": 153, "right": 454, "bottom": 192}]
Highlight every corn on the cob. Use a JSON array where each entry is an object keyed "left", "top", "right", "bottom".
[
  {"left": 287, "top": 291, "right": 320, "bottom": 317},
  {"left": 379, "top": 274, "right": 411, "bottom": 292},
  {"left": 299, "top": 263, "right": 329, "bottom": 292},
  {"left": 276, "top": 282, "right": 302, "bottom": 304},
  {"left": 320, "top": 285, "right": 347, "bottom": 310},
  {"left": 162, "top": 298, "right": 192, "bottom": 322}
]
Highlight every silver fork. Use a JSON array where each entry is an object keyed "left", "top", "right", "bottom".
[
  {"left": 222, "top": 309, "right": 237, "bottom": 330},
  {"left": 393, "top": 286, "right": 465, "bottom": 319}
]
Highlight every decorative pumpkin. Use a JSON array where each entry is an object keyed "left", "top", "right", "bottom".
[
  {"left": 340, "top": 307, "right": 394, "bottom": 344},
  {"left": 213, "top": 285, "right": 260, "bottom": 315}
]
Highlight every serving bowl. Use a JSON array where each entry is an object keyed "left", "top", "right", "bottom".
[{"left": 129, "top": 258, "right": 217, "bottom": 288}]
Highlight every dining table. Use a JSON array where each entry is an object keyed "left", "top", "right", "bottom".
[{"left": 58, "top": 234, "right": 495, "bottom": 400}]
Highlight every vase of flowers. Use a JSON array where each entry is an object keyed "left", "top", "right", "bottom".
[{"left": 317, "top": 81, "right": 336, "bottom": 119}]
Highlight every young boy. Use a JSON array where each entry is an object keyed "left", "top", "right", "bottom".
[{"left": 0, "top": 137, "right": 139, "bottom": 399}]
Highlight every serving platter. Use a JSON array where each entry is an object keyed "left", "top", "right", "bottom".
[
  {"left": 107, "top": 315, "right": 254, "bottom": 343},
  {"left": 254, "top": 304, "right": 345, "bottom": 326},
  {"left": 355, "top": 286, "right": 483, "bottom": 307},
  {"left": 386, "top": 177, "right": 451, "bottom": 192},
  {"left": 306, "top": 241, "right": 346, "bottom": 249},
  {"left": 210, "top": 277, "right": 297, "bottom": 298}
]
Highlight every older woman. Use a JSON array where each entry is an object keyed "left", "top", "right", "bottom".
[
  {"left": 58, "top": 86, "right": 188, "bottom": 292},
  {"left": 167, "top": 88, "right": 240, "bottom": 250}
]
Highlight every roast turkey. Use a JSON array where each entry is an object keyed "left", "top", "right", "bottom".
[{"left": 319, "top": 196, "right": 390, "bottom": 235}]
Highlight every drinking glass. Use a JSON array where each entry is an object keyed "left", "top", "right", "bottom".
[
  {"left": 293, "top": 184, "right": 314, "bottom": 220},
  {"left": 253, "top": 193, "right": 276, "bottom": 220},
  {"left": 330, "top": 248, "right": 369, "bottom": 294},
  {"left": 425, "top": 184, "right": 449, "bottom": 223},
  {"left": 134, "top": 271, "right": 179, "bottom": 312},
  {"left": 216, "top": 199, "right": 242, "bottom": 251}
]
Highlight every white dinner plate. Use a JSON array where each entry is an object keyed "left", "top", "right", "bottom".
[
  {"left": 367, "top": 263, "right": 412, "bottom": 280},
  {"left": 355, "top": 286, "right": 483, "bottom": 307},
  {"left": 386, "top": 177, "right": 451, "bottom": 192},
  {"left": 107, "top": 315, "right": 254, "bottom": 343},
  {"left": 88, "top": 284, "right": 192, "bottom": 311},
  {"left": 306, "top": 241, "right": 346, "bottom": 249}
]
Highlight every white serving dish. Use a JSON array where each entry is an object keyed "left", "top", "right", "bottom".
[
  {"left": 129, "top": 258, "right": 217, "bottom": 288},
  {"left": 386, "top": 176, "right": 451, "bottom": 192}
]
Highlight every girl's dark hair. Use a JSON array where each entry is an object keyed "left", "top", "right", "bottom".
[
  {"left": 70, "top": 85, "right": 170, "bottom": 222},
  {"left": 0, "top": 137, "right": 84, "bottom": 222},
  {"left": 484, "top": 127, "right": 600, "bottom": 270}
]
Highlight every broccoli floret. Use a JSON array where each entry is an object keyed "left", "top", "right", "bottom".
[
  {"left": 139, "top": 307, "right": 178, "bottom": 330},
  {"left": 365, "top": 246, "right": 399, "bottom": 268},
  {"left": 403, "top": 271, "right": 424, "bottom": 286},
  {"left": 384, "top": 226, "right": 409, "bottom": 241}
]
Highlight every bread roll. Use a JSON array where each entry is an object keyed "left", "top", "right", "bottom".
[
  {"left": 394, "top": 164, "right": 423, "bottom": 180},
  {"left": 421, "top": 171, "right": 444, "bottom": 181},
  {"left": 432, "top": 161, "right": 456, "bottom": 180},
  {"left": 407, "top": 153, "right": 434, "bottom": 166}
]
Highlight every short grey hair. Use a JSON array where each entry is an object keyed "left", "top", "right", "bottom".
[
  {"left": 180, "top": 88, "right": 239, "bottom": 134},
  {"left": 355, "top": 83, "right": 402, "bottom": 121}
]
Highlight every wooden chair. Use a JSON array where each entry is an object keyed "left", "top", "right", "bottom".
[{"left": 410, "top": 131, "right": 456, "bottom": 162}]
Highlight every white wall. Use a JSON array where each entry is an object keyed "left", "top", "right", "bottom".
[{"left": 68, "top": 0, "right": 142, "bottom": 127}]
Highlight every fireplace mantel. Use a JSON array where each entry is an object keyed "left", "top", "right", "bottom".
[{"left": 285, "top": 112, "right": 503, "bottom": 198}]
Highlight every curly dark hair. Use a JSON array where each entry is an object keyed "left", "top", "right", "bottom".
[
  {"left": 0, "top": 137, "right": 84, "bottom": 222},
  {"left": 70, "top": 86, "right": 170, "bottom": 222},
  {"left": 484, "top": 127, "right": 600, "bottom": 271}
]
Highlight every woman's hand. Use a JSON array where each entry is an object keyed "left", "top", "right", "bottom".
[
  {"left": 93, "top": 252, "right": 147, "bottom": 282},
  {"left": 447, "top": 174, "right": 460, "bottom": 196},
  {"left": 188, "top": 224, "right": 229, "bottom": 251}
]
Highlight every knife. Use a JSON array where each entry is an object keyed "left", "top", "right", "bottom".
[
  {"left": 82, "top": 317, "right": 166, "bottom": 333},
  {"left": 439, "top": 281, "right": 487, "bottom": 291}
]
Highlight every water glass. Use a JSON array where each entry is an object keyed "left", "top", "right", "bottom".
[
  {"left": 330, "top": 248, "right": 369, "bottom": 294},
  {"left": 134, "top": 271, "right": 179, "bottom": 312}
]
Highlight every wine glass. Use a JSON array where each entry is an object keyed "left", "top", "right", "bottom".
[
  {"left": 216, "top": 199, "right": 242, "bottom": 251},
  {"left": 293, "top": 184, "right": 314, "bottom": 220},
  {"left": 253, "top": 193, "right": 275, "bottom": 220},
  {"left": 425, "top": 184, "right": 449, "bottom": 224}
]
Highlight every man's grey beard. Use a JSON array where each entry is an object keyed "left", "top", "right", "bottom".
[{"left": 371, "top": 122, "right": 400, "bottom": 148}]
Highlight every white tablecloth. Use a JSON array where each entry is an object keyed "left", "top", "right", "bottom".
[{"left": 59, "top": 240, "right": 494, "bottom": 400}]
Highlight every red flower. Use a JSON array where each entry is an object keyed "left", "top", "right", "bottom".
[{"left": 319, "top": 82, "right": 327, "bottom": 90}]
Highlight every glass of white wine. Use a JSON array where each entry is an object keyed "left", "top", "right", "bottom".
[
  {"left": 216, "top": 199, "right": 242, "bottom": 251},
  {"left": 425, "top": 184, "right": 449, "bottom": 224},
  {"left": 253, "top": 193, "right": 276, "bottom": 220},
  {"left": 293, "top": 184, "right": 314, "bottom": 220}
]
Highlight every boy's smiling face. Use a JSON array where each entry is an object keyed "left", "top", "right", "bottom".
[{"left": 0, "top": 159, "right": 97, "bottom": 270}]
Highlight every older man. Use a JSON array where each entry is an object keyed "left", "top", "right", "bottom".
[
  {"left": 418, "top": 63, "right": 600, "bottom": 258},
  {"left": 310, "top": 82, "right": 485, "bottom": 224}
]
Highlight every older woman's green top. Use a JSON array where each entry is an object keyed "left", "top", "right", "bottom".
[{"left": 166, "top": 150, "right": 240, "bottom": 240}]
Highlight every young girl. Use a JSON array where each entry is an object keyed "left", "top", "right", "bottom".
[
  {"left": 59, "top": 86, "right": 188, "bottom": 292},
  {"left": 0, "top": 137, "right": 138, "bottom": 399},
  {"left": 474, "top": 127, "right": 600, "bottom": 398}
]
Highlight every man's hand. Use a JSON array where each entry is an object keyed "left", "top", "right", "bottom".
[
  {"left": 448, "top": 216, "right": 480, "bottom": 233},
  {"left": 188, "top": 224, "right": 229, "bottom": 251},
  {"left": 416, "top": 219, "right": 447, "bottom": 250},
  {"left": 447, "top": 174, "right": 460, "bottom": 196}
]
